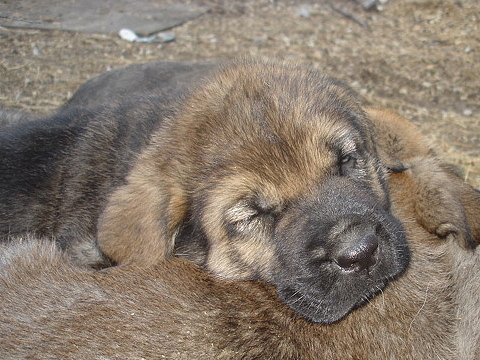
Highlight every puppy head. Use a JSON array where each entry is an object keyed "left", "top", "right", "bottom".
[{"left": 98, "top": 60, "right": 409, "bottom": 323}]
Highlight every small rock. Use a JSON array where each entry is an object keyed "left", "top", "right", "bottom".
[
  {"left": 119, "top": 28, "right": 139, "bottom": 42},
  {"left": 118, "top": 28, "right": 175, "bottom": 43},
  {"left": 296, "top": 5, "right": 312, "bottom": 18},
  {"left": 32, "top": 46, "right": 41, "bottom": 56}
]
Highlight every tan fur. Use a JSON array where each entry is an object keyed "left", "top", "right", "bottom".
[
  {"left": 366, "top": 107, "right": 436, "bottom": 163},
  {"left": 453, "top": 244, "right": 480, "bottom": 359},
  {"left": 1, "top": 154, "right": 480, "bottom": 358},
  {"left": 95, "top": 63, "right": 477, "bottom": 324},
  {"left": 0, "top": 60, "right": 429, "bottom": 325},
  {"left": 2, "top": 60, "right": 478, "bottom": 356},
  {"left": 95, "top": 164, "right": 180, "bottom": 265},
  {"left": 98, "top": 67, "right": 476, "bottom": 274}
]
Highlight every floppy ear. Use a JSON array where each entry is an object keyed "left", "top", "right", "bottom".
[
  {"left": 365, "top": 108, "right": 434, "bottom": 171},
  {"left": 97, "top": 157, "right": 187, "bottom": 266},
  {"left": 367, "top": 108, "right": 480, "bottom": 249},
  {"left": 440, "top": 163, "right": 480, "bottom": 248},
  {"left": 404, "top": 158, "right": 480, "bottom": 249}
]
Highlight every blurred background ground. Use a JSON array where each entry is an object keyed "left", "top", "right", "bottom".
[{"left": 0, "top": 0, "right": 479, "bottom": 187}]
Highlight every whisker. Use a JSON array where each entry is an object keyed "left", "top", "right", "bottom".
[{"left": 408, "top": 282, "right": 430, "bottom": 333}]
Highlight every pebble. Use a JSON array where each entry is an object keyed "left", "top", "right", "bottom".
[
  {"left": 119, "top": 28, "right": 176, "bottom": 43},
  {"left": 32, "top": 46, "right": 41, "bottom": 56},
  {"left": 119, "top": 28, "right": 138, "bottom": 42},
  {"left": 296, "top": 5, "right": 312, "bottom": 18}
]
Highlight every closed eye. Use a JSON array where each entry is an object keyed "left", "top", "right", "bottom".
[
  {"left": 339, "top": 153, "right": 359, "bottom": 175},
  {"left": 225, "top": 197, "right": 280, "bottom": 234},
  {"left": 225, "top": 200, "right": 259, "bottom": 224}
]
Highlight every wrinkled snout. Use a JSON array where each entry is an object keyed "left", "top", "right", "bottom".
[
  {"left": 333, "top": 222, "right": 379, "bottom": 272},
  {"left": 305, "top": 214, "right": 388, "bottom": 274},
  {"left": 272, "top": 177, "right": 409, "bottom": 324}
]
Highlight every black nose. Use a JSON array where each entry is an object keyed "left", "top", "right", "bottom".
[{"left": 335, "top": 234, "right": 379, "bottom": 272}]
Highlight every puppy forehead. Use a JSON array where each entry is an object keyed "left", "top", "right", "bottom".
[
  {"left": 176, "top": 61, "right": 369, "bottom": 154},
  {"left": 223, "top": 80, "right": 364, "bottom": 151},
  {"left": 232, "top": 115, "right": 361, "bottom": 165},
  {"left": 183, "top": 62, "right": 372, "bottom": 192}
]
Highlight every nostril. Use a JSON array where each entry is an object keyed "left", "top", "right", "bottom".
[{"left": 335, "top": 234, "right": 379, "bottom": 272}]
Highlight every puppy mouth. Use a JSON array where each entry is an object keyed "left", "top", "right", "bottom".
[{"left": 277, "top": 272, "right": 393, "bottom": 324}]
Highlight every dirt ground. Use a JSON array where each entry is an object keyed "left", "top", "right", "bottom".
[{"left": 0, "top": 0, "right": 479, "bottom": 187}]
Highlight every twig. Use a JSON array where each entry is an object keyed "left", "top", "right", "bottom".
[
  {"left": 0, "top": 15, "right": 44, "bottom": 24},
  {"left": 328, "top": 2, "right": 369, "bottom": 28}
]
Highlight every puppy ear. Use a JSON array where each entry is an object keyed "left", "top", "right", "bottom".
[
  {"left": 365, "top": 108, "right": 434, "bottom": 170},
  {"left": 97, "top": 159, "right": 187, "bottom": 266},
  {"left": 406, "top": 158, "right": 480, "bottom": 249},
  {"left": 367, "top": 108, "right": 480, "bottom": 249},
  {"left": 440, "top": 163, "right": 480, "bottom": 248}
]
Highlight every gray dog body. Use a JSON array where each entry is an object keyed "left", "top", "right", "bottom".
[{"left": 0, "top": 62, "right": 214, "bottom": 264}]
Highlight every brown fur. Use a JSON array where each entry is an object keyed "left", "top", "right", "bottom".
[
  {"left": 1, "top": 152, "right": 479, "bottom": 359},
  {"left": 96, "top": 65, "right": 478, "bottom": 280},
  {"left": 453, "top": 242, "right": 480, "bottom": 359},
  {"left": 94, "top": 61, "right": 417, "bottom": 324},
  {"left": 1, "top": 59, "right": 412, "bottom": 324},
  {"left": 366, "top": 107, "right": 435, "bottom": 162},
  {"left": 0, "top": 62, "right": 214, "bottom": 267}
]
